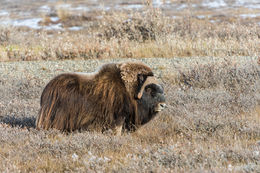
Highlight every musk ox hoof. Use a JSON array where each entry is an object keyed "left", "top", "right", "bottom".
[{"left": 36, "top": 61, "right": 166, "bottom": 133}]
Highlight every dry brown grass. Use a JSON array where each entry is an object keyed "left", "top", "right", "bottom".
[
  {"left": 0, "top": 57, "right": 259, "bottom": 172},
  {"left": 0, "top": 2, "right": 260, "bottom": 172},
  {"left": 0, "top": 7, "right": 259, "bottom": 61}
]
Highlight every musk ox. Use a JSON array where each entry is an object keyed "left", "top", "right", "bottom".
[{"left": 36, "top": 62, "right": 166, "bottom": 134}]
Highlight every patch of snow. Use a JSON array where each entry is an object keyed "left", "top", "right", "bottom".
[
  {"left": 120, "top": 4, "right": 144, "bottom": 9},
  {"left": 0, "top": 17, "right": 64, "bottom": 30},
  {"left": 71, "top": 6, "right": 91, "bottom": 12},
  {"left": 0, "top": 20, "right": 11, "bottom": 26},
  {"left": 235, "top": 0, "right": 260, "bottom": 9},
  {"left": 43, "top": 23, "right": 63, "bottom": 30},
  {"left": 68, "top": 26, "right": 83, "bottom": 31},
  {"left": 153, "top": 0, "right": 164, "bottom": 7},
  {"left": 50, "top": 17, "right": 59, "bottom": 22},
  {"left": 202, "top": 0, "right": 227, "bottom": 8},
  {"left": 176, "top": 4, "right": 187, "bottom": 10},
  {"left": 197, "top": 15, "right": 206, "bottom": 19},
  {"left": 165, "top": 0, "right": 173, "bottom": 4},
  {"left": 39, "top": 5, "right": 51, "bottom": 13},
  {"left": 0, "top": 10, "right": 9, "bottom": 16},
  {"left": 96, "top": 6, "right": 111, "bottom": 11},
  {"left": 235, "top": 0, "right": 259, "bottom": 5},
  {"left": 246, "top": 4, "right": 260, "bottom": 9},
  {"left": 240, "top": 13, "right": 260, "bottom": 18},
  {"left": 12, "top": 18, "right": 42, "bottom": 29}
]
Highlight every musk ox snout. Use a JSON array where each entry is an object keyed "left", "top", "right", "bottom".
[
  {"left": 152, "top": 87, "right": 166, "bottom": 112},
  {"left": 36, "top": 62, "right": 166, "bottom": 134},
  {"left": 154, "top": 88, "right": 166, "bottom": 112},
  {"left": 155, "top": 102, "right": 167, "bottom": 112}
]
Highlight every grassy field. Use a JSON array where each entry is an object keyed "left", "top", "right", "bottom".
[
  {"left": 0, "top": 57, "right": 259, "bottom": 172},
  {"left": 0, "top": 0, "right": 260, "bottom": 172},
  {"left": 0, "top": 3, "right": 259, "bottom": 61}
]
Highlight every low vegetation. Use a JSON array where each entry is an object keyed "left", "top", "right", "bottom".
[
  {"left": 0, "top": 57, "right": 259, "bottom": 172},
  {"left": 0, "top": 1, "right": 259, "bottom": 172},
  {"left": 0, "top": 7, "right": 259, "bottom": 61}
]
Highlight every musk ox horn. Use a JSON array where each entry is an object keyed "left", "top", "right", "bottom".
[{"left": 137, "top": 76, "right": 159, "bottom": 99}]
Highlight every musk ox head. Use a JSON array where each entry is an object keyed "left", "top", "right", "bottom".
[
  {"left": 36, "top": 61, "right": 166, "bottom": 134},
  {"left": 136, "top": 78, "right": 166, "bottom": 125}
]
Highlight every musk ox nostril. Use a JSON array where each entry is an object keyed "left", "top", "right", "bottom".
[
  {"left": 159, "top": 103, "right": 166, "bottom": 109},
  {"left": 154, "top": 102, "right": 166, "bottom": 112}
]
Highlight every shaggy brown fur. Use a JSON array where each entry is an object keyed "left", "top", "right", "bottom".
[{"left": 36, "top": 62, "right": 165, "bottom": 134}]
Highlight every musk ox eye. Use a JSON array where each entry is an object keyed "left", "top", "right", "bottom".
[
  {"left": 145, "top": 87, "right": 157, "bottom": 97},
  {"left": 137, "top": 74, "right": 145, "bottom": 84},
  {"left": 145, "top": 87, "right": 152, "bottom": 93}
]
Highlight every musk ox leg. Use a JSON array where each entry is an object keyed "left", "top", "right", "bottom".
[
  {"left": 112, "top": 116, "right": 125, "bottom": 136},
  {"left": 114, "top": 125, "right": 123, "bottom": 136}
]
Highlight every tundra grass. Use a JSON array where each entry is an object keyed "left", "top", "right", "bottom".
[{"left": 0, "top": 8, "right": 259, "bottom": 61}]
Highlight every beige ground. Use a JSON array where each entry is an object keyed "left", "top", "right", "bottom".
[
  {"left": 0, "top": 1, "right": 259, "bottom": 172},
  {"left": 0, "top": 56, "right": 259, "bottom": 172}
]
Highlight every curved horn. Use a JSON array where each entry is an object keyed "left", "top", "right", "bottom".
[{"left": 137, "top": 76, "right": 159, "bottom": 99}]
